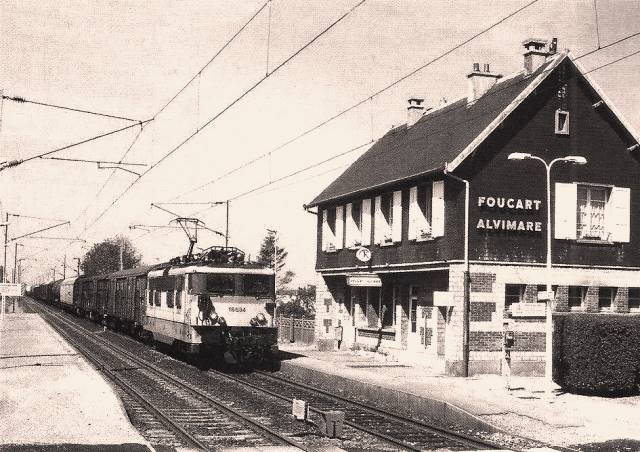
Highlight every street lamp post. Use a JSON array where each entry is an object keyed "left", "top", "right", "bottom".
[{"left": 507, "top": 153, "right": 587, "bottom": 394}]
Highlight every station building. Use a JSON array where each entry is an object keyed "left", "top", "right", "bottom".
[{"left": 306, "top": 39, "right": 640, "bottom": 376}]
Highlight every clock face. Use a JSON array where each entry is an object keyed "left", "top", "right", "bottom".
[{"left": 355, "top": 247, "right": 371, "bottom": 262}]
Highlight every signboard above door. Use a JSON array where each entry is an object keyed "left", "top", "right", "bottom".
[{"left": 347, "top": 274, "right": 382, "bottom": 287}]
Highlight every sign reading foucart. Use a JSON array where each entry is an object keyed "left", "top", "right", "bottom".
[{"left": 476, "top": 195, "right": 543, "bottom": 233}]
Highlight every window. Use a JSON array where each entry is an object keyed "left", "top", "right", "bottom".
[
  {"left": 409, "top": 181, "right": 444, "bottom": 240},
  {"left": 380, "top": 193, "right": 393, "bottom": 243},
  {"left": 555, "top": 183, "right": 630, "bottom": 242},
  {"left": 568, "top": 286, "right": 586, "bottom": 309},
  {"left": 240, "top": 275, "right": 273, "bottom": 297},
  {"left": 555, "top": 109, "right": 569, "bottom": 134},
  {"left": 577, "top": 185, "right": 609, "bottom": 240},
  {"left": 166, "top": 290, "right": 174, "bottom": 308},
  {"left": 322, "top": 207, "right": 338, "bottom": 251},
  {"left": 375, "top": 191, "right": 402, "bottom": 244},
  {"left": 628, "top": 288, "right": 640, "bottom": 311},
  {"left": 153, "top": 290, "right": 161, "bottom": 306},
  {"left": 505, "top": 284, "right": 525, "bottom": 309},
  {"left": 345, "top": 201, "right": 364, "bottom": 247},
  {"left": 599, "top": 287, "right": 616, "bottom": 311},
  {"left": 190, "top": 273, "right": 235, "bottom": 295}
]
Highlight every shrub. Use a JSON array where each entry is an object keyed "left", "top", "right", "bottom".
[{"left": 553, "top": 313, "right": 640, "bottom": 396}]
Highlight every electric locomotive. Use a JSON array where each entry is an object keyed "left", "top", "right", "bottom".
[{"left": 145, "top": 246, "right": 278, "bottom": 365}]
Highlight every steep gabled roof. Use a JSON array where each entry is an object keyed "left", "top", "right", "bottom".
[{"left": 308, "top": 53, "right": 568, "bottom": 207}]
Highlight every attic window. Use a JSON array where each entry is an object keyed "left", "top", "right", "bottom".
[{"left": 555, "top": 109, "right": 569, "bottom": 135}]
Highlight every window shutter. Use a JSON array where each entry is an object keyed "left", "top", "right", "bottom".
[
  {"left": 335, "top": 205, "right": 344, "bottom": 249},
  {"left": 374, "top": 195, "right": 383, "bottom": 244},
  {"left": 392, "top": 190, "right": 402, "bottom": 242},
  {"left": 431, "top": 180, "right": 445, "bottom": 237},
  {"left": 606, "top": 187, "right": 630, "bottom": 242},
  {"left": 321, "top": 209, "right": 329, "bottom": 251},
  {"left": 345, "top": 203, "right": 354, "bottom": 247},
  {"left": 554, "top": 182, "right": 577, "bottom": 239},
  {"left": 361, "top": 198, "right": 372, "bottom": 246},
  {"left": 409, "top": 186, "right": 418, "bottom": 240}
]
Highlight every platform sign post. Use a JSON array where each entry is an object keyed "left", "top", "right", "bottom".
[{"left": 0, "top": 283, "right": 21, "bottom": 321}]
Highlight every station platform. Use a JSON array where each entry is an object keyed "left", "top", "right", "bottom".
[
  {"left": 278, "top": 344, "right": 640, "bottom": 450},
  {"left": 0, "top": 298, "right": 150, "bottom": 451}
]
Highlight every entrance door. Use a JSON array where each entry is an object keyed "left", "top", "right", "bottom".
[
  {"left": 407, "top": 286, "right": 423, "bottom": 351},
  {"left": 437, "top": 306, "right": 447, "bottom": 356}
]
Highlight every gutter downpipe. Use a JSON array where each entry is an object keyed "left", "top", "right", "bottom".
[{"left": 444, "top": 164, "right": 470, "bottom": 378}]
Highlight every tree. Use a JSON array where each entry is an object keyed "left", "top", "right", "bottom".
[
  {"left": 81, "top": 235, "right": 142, "bottom": 276},
  {"left": 256, "top": 230, "right": 295, "bottom": 291},
  {"left": 276, "top": 286, "right": 316, "bottom": 319}
]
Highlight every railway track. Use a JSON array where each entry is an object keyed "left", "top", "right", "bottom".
[
  {"left": 28, "top": 299, "right": 308, "bottom": 451},
  {"left": 30, "top": 298, "right": 507, "bottom": 451},
  {"left": 213, "top": 369, "right": 501, "bottom": 451}
]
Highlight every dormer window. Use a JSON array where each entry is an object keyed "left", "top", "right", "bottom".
[{"left": 555, "top": 109, "right": 569, "bottom": 135}]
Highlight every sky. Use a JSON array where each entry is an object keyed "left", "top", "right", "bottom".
[{"left": 1, "top": 0, "right": 639, "bottom": 286}]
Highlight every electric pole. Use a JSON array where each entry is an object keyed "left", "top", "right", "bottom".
[{"left": 63, "top": 254, "right": 66, "bottom": 279}]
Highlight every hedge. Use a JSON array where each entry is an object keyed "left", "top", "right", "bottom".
[{"left": 553, "top": 313, "right": 640, "bottom": 396}]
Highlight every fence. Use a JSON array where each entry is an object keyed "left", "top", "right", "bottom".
[{"left": 277, "top": 316, "right": 315, "bottom": 345}]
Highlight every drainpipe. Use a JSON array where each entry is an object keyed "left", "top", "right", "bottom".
[{"left": 444, "top": 164, "right": 470, "bottom": 378}]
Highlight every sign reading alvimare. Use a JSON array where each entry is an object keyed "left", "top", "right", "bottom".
[{"left": 476, "top": 196, "right": 543, "bottom": 233}]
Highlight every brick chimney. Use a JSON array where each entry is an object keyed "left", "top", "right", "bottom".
[
  {"left": 467, "top": 63, "right": 502, "bottom": 103},
  {"left": 523, "top": 38, "right": 549, "bottom": 75},
  {"left": 407, "top": 98, "right": 425, "bottom": 127}
]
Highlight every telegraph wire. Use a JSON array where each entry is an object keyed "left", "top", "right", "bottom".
[
  {"left": 1, "top": 95, "right": 141, "bottom": 122},
  {"left": 167, "top": 0, "right": 544, "bottom": 202},
  {"left": 79, "top": 0, "right": 367, "bottom": 236}
]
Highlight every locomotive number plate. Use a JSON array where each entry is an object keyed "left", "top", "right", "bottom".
[{"left": 229, "top": 307, "right": 247, "bottom": 312}]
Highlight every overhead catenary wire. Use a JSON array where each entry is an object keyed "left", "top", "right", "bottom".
[
  {"left": 78, "top": 0, "right": 367, "bottom": 236},
  {"left": 0, "top": 119, "right": 152, "bottom": 171},
  {"left": 209, "top": 45, "right": 640, "bottom": 210},
  {"left": 170, "top": 27, "right": 640, "bottom": 204},
  {"left": 153, "top": 0, "right": 271, "bottom": 121},
  {"left": 167, "top": 0, "right": 544, "bottom": 202},
  {"left": 66, "top": 1, "right": 271, "bottom": 231},
  {"left": 1, "top": 95, "right": 141, "bottom": 122}
]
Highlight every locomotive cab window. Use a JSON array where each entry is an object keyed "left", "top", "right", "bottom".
[
  {"left": 240, "top": 274, "right": 273, "bottom": 297},
  {"left": 190, "top": 273, "right": 235, "bottom": 295}
]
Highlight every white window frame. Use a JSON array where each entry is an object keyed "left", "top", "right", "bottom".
[
  {"left": 504, "top": 284, "right": 525, "bottom": 310},
  {"left": 598, "top": 287, "right": 616, "bottom": 311},
  {"left": 577, "top": 184, "right": 610, "bottom": 241},
  {"left": 322, "top": 208, "right": 338, "bottom": 252},
  {"left": 568, "top": 286, "right": 586, "bottom": 310},
  {"left": 345, "top": 201, "right": 363, "bottom": 248},
  {"left": 555, "top": 109, "right": 570, "bottom": 135},
  {"left": 555, "top": 183, "right": 630, "bottom": 243},
  {"left": 375, "top": 192, "right": 397, "bottom": 246}
]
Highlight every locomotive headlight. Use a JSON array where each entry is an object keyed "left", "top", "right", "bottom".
[{"left": 256, "top": 313, "right": 267, "bottom": 325}]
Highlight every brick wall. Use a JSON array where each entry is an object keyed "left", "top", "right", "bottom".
[
  {"left": 470, "top": 272, "right": 496, "bottom": 292},
  {"left": 470, "top": 302, "right": 495, "bottom": 321}
]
